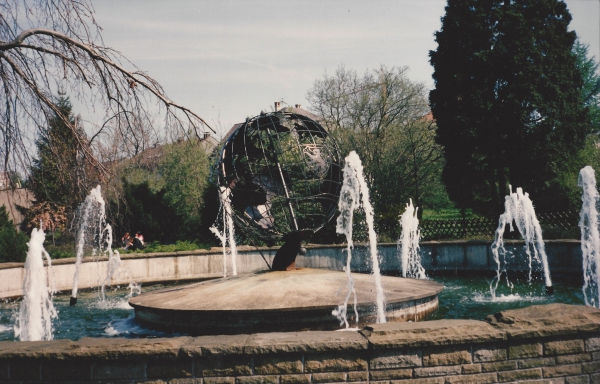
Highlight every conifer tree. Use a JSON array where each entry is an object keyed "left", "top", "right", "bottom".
[
  {"left": 29, "top": 95, "right": 92, "bottom": 211},
  {"left": 430, "top": 0, "right": 589, "bottom": 214}
]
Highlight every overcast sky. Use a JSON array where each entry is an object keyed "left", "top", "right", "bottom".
[{"left": 92, "top": 0, "right": 600, "bottom": 138}]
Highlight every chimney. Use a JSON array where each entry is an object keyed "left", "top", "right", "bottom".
[
  {"left": 295, "top": 104, "right": 302, "bottom": 109},
  {"left": 204, "top": 132, "right": 210, "bottom": 140},
  {"left": 274, "top": 101, "right": 282, "bottom": 111}
]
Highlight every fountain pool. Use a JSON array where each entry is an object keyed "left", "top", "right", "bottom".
[{"left": 0, "top": 275, "right": 584, "bottom": 341}]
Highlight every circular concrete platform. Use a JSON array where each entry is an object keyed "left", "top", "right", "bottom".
[{"left": 129, "top": 268, "right": 444, "bottom": 335}]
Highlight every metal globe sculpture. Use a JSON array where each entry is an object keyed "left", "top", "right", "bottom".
[{"left": 215, "top": 109, "right": 342, "bottom": 264}]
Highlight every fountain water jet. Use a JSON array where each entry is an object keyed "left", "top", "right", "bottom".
[
  {"left": 210, "top": 186, "right": 238, "bottom": 277},
  {"left": 398, "top": 199, "right": 426, "bottom": 279},
  {"left": 579, "top": 166, "right": 600, "bottom": 307},
  {"left": 490, "top": 186, "right": 553, "bottom": 299},
  {"left": 14, "top": 228, "right": 57, "bottom": 341},
  {"left": 335, "top": 151, "right": 386, "bottom": 324}
]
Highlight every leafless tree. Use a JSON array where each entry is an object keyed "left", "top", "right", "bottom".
[
  {"left": 307, "top": 65, "right": 446, "bottom": 239},
  {"left": 0, "top": 0, "right": 214, "bottom": 187}
]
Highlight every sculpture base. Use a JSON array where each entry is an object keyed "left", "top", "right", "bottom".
[{"left": 129, "top": 268, "right": 443, "bottom": 335}]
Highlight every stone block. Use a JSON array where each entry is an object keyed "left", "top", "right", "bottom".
[
  {"left": 497, "top": 368, "right": 542, "bottom": 382},
  {"left": 481, "top": 360, "right": 517, "bottom": 372},
  {"left": 556, "top": 353, "right": 592, "bottom": 364},
  {"left": 587, "top": 337, "right": 600, "bottom": 352},
  {"left": 509, "top": 342, "right": 543, "bottom": 359},
  {"left": 370, "top": 349, "right": 422, "bottom": 369},
  {"left": 347, "top": 371, "right": 368, "bottom": 382},
  {"left": 543, "top": 364, "right": 583, "bottom": 377},
  {"left": 369, "top": 368, "right": 412, "bottom": 380},
  {"left": 182, "top": 335, "right": 249, "bottom": 357},
  {"left": 254, "top": 354, "right": 303, "bottom": 374},
  {"left": 462, "top": 364, "right": 482, "bottom": 374},
  {"left": 413, "top": 365, "right": 461, "bottom": 377},
  {"left": 518, "top": 357, "right": 556, "bottom": 369},
  {"left": 422, "top": 346, "right": 471, "bottom": 366},
  {"left": 92, "top": 361, "right": 145, "bottom": 380},
  {"left": 583, "top": 360, "right": 600, "bottom": 374},
  {"left": 519, "top": 379, "right": 566, "bottom": 384},
  {"left": 474, "top": 344, "right": 507, "bottom": 362},
  {"left": 591, "top": 372, "right": 600, "bottom": 383},
  {"left": 281, "top": 374, "right": 311, "bottom": 384},
  {"left": 146, "top": 358, "right": 192, "bottom": 379},
  {"left": 196, "top": 356, "right": 252, "bottom": 376},
  {"left": 444, "top": 373, "right": 498, "bottom": 384},
  {"left": 312, "top": 372, "right": 346, "bottom": 383},
  {"left": 138, "top": 380, "right": 168, "bottom": 384},
  {"left": 305, "top": 352, "right": 366, "bottom": 372},
  {"left": 565, "top": 375, "right": 591, "bottom": 384},
  {"left": 41, "top": 360, "right": 92, "bottom": 381},
  {"left": 204, "top": 377, "right": 235, "bottom": 384},
  {"left": 594, "top": 351, "right": 600, "bottom": 360},
  {"left": 245, "top": 331, "right": 368, "bottom": 354},
  {"left": 545, "top": 340, "right": 585, "bottom": 356},
  {"left": 235, "top": 375, "right": 279, "bottom": 384},
  {"left": 9, "top": 361, "right": 40, "bottom": 381},
  {"left": 390, "top": 379, "right": 444, "bottom": 384},
  {"left": 170, "top": 379, "right": 203, "bottom": 384}
]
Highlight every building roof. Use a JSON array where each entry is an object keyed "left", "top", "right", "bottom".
[{"left": 0, "top": 188, "right": 34, "bottom": 230}]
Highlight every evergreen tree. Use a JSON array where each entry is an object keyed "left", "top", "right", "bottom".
[
  {"left": 430, "top": 0, "right": 589, "bottom": 215},
  {"left": 0, "top": 206, "right": 28, "bottom": 262},
  {"left": 574, "top": 40, "right": 600, "bottom": 133},
  {"left": 29, "top": 96, "right": 92, "bottom": 211}
]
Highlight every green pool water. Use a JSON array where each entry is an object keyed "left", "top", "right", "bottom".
[{"left": 0, "top": 275, "right": 587, "bottom": 341}]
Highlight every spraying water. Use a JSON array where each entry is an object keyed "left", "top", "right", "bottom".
[
  {"left": 334, "top": 151, "right": 386, "bottom": 324},
  {"left": 14, "top": 228, "right": 57, "bottom": 341},
  {"left": 210, "top": 186, "right": 238, "bottom": 277},
  {"left": 71, "top": 185, "right": 105, "bottom": 305},
  {"left": 490, "top": 186, "right": 553, "bottom": 299},
  {"left": 579, "top": 166, "right": 600, "bottom": 307},
  {"left": 72, "top": 185, "right": 139, "bottom": 305},
  {"left": 398, "top": 199, "right": 426, "bottom": 279}
]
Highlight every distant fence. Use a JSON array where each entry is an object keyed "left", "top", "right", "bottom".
[{"left": 420, "top": 211, "right": 580, "bottom": 241}]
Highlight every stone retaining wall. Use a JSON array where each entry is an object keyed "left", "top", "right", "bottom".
[
  {"left": 0, "top": 240, "right": 583, "bottom": 299},
  {"left": 1, "top": 303, "right": 599, "bottom": 383}
]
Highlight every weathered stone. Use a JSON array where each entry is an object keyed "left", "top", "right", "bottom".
[
  {"left": 390, "top": 379, "right": 444, "bottom": 384},
  {"left": 413, "top": 365, "right": 461, "bottom": 377},
  {"left": 369, "top": 368, "right": 412, "bottom": 380},
  {"left": 363, "top": 319, "right": 505, "bottom": 349},
  {"left": 0, "top": 339, "right": 73, "bottom": 359},
  {"left": 594, "top": 351, "right": 600, "bottom": 360},
  {"left": 582, "top": 360, "right": 600, "bottom": 374},
  {"left": 543, "top": 364, "right": 583, "bottom": 377},
  {"left": 235, "top": 375, "right": 279, "bottom": 384},
  {"left": 245, "top": 331, "right": 368, "bottom": 354},
  {"left": 518, "top": 357, "right": 556, "bottom": 369},
  {"left": 53, "top": 337, "right": 188, "bottom": 360},
  {"left": 204, "top": 377, "right": 235, "bottom": 384},
  {"left": 138, "top": 380, "right": 168, "bottom": 384},
  {"left": 41, "top": 360, "right": 91, "bottom": 381},
  {"left": 196, "top": 356, "right": 252, "bottom": 376},
  {"left": 311, "top": 372, "right": 346, "bottom": 383},
  {"left": 444, "top": 373, "right": 498, "bottom": 384},
  {"left": 480, "top": 360, "right": 517, "bottom": 372},
  {"left": 565, "top": 375, "right": 591, "bottom": 384},
  {"left": 182, "top": 335, "right": 249, "bottom": 357},
  {"left": 591, "top": 372, "right": 600, "bottom": 383},
  {"left": 347, "top": 371, "right": 368, "bottom": 381},
  {"left": 169, "top": 379, "right": 203, "bottom": 384},
  {"left": 305, "top": 352, "right": 366, "bottom": 372},
  {"left": 556, "top": 353, "right": 592, "bottom": 364},
  {"left": 462, "top": 364, "right": 482, "bottom": 374},
  {"left": 545, "top": 340, "right": 585, "bottom": 356},
  {"left": 519, "top": 379, "right": 566, "bottom": 384},
  {"left": 370, "top": 349, "right": 422, "bottom": 369},
  {"left": 474, "top": 344, "right": 507, "bottom": 362},
  {"left": 422, "top": 346, "right": 471, "bottom": 366},
  {"left": 280, "top": 374, "right": 311, "bottom": 384},
  {"left": 497, "top": 368, "right": 542, "bottom": 382},
  {"left": 586, "top": 337, "right": 600, "bottom": 352},
  {"left": 92, "top": 361, "right": 145, "bottom": 380},
  {"left": 486, "top": 304, "right": 600, "bottom": 339},
  {"left": 509, "top": 342, "right": 543, "bottom": 359},
  {"left": 253, "top": 354, "right": 303, "bottom": 374},
  {"left": 146, "top": 358, "right": 193, "bottom": 379}
]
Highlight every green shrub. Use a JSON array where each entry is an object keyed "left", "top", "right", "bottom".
[{"left": 0, "top": 206, "right": 28, "bottom": 262}]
